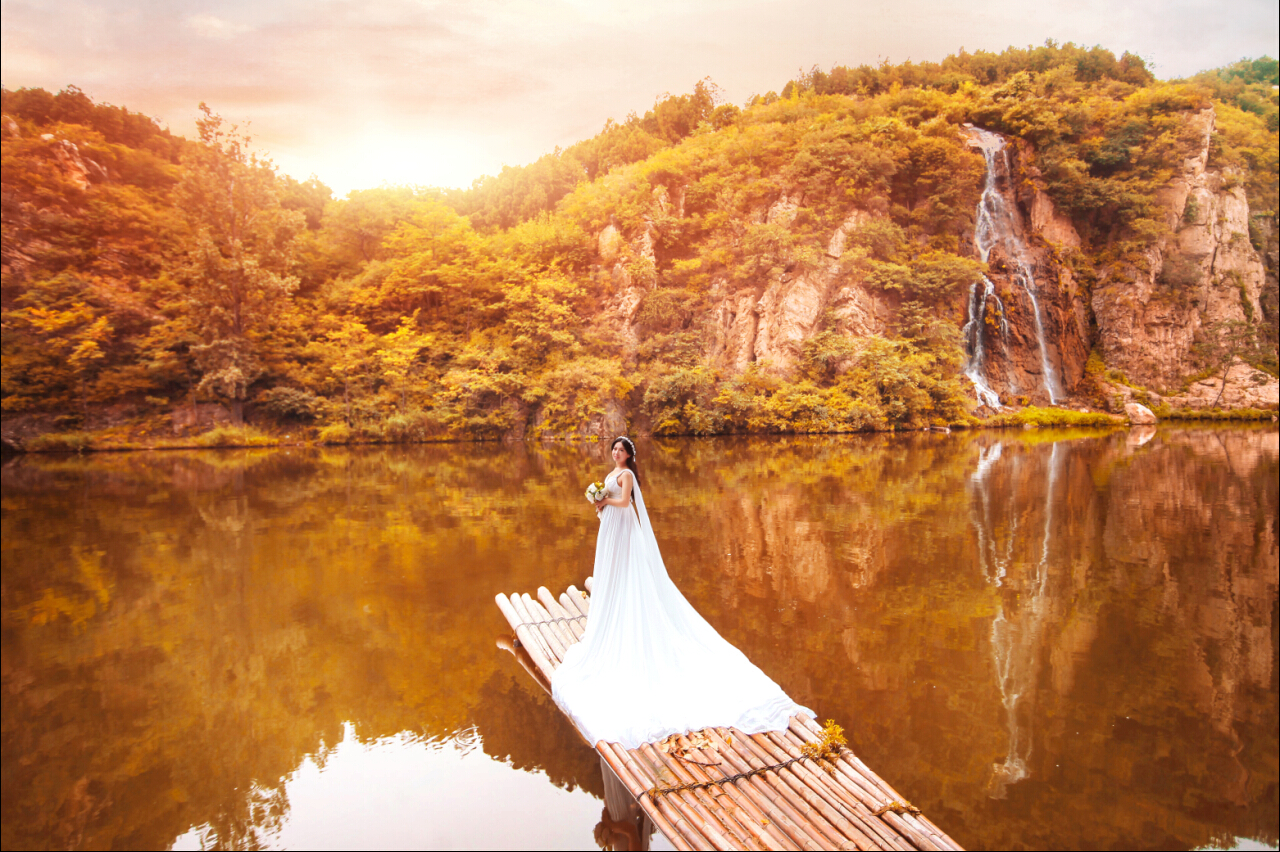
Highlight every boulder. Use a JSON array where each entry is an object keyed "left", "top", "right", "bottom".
[{"left": 1124, "top": 402, "right": 1158, "bottom": 425}]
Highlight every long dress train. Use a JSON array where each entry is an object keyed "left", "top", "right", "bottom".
[{"left": 551, "top": 467, "right": 810, "bottom": 749}]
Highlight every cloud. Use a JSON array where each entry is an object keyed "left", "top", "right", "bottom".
[
  {"left": 3, "top": 0, "right": 1277, "bottom": 194},
  {"left": 185, "top": 13, "right": 249, "bottom": 40}
]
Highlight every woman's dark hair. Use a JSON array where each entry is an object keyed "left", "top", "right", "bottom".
[{"left": 611, "top": 437, "right": 641, "bottom": 486}]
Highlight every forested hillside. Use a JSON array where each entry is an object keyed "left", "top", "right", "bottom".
[{"left": 2, "top": 45, "right": 1277, "bottom": 449}]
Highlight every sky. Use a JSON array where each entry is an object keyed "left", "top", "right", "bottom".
[{"left": 2, "top": 0, "right": 1277, "bottom": 196}]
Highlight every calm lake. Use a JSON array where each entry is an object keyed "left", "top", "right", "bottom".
[{"left": 2, "top": 425, "right": 1277, "bottom": 851}]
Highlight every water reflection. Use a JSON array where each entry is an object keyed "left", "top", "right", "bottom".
[
  {"left": 1, "top": 426, "right": 1276, "bottom": 850},
  {"left": 597, "top": 757, "right": 657, "bottom": 851}
]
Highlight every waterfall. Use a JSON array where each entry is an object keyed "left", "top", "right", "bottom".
[
  {"left": 963, "top": 127, "right": 1060, "bottom": 405},
  {"left": 962, "top": 279, "right": 1006, "bottom": 410}
]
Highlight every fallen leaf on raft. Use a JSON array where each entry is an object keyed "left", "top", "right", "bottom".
[{"left": 656, "top": 731, "right": 722, "bottom": 765}]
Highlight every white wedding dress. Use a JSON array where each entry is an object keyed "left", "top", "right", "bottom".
[{"left": 552, "top": 467, "right": 810, "bottom": 749}]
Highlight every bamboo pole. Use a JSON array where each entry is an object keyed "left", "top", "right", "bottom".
[
  {"left": 785, "top": 722, "right": 942, "bottom": 852},
  {"left": 670, "top": 733, "right": 797, "bottom": 852},
  {"left": 566, "top": 584, "right": 591, "bottom": 616},
  {"left": 757, "top": 728, "right": 909, "bottom": 850},
  {"left": 691, "top": 729, "right": 805, "bottom": 852},
  {"left": 494, "top": 634, "right": 552, "bottom": 697},
  {"left": 599, "top": 743, "right": 695, "bottom": 852},
  {"left": 511, "top": 594, "right": 566, "bottom": 664},
  {"left": 493, "top": 592, "right": 522, "bottom": 635},
  {"left": 785, "top": 720, "right": 888, "bottom": 804},
  {"left": 727, "top": 731, "right": 858, "bottom": 851},
  {"left": 747, "top": 726, "right": 890, "bottom": 844},
  {"left": 560, "top": 586, "right": 589, "bottom": 622},
  {"left": 639, "top": 741, "right": 763, "bottom": 851},
  {"left": 630, "top": 744, "right": 737, "bottom": 851},
  {"left": 501, "top": 592, "right": 558, "bottom": 666},
  {"left": 751, "top": 731, "right": 901, "bottom": 852},
  {"left": 760, "top": 732, "right": 912, "bottom": 852},
  {"left": 584, "top": 575, "right": 594, "bottom": 594},
  {"left": 612, "top": 743, "right": 716, "bottom": 851},
  {"left": 493, "top": 594, "right": 558, "bottom": 684},
  {"left": 790, "top": 718, "right": 957, "bottom": 851},
  {"left": 700, "top": 727, "right": 830, "bottom": 852},
  {"left": 508, "top": 593, "right": 560, "bottom": 666},
  {"left": 519, "top": 593, "right": 569, "bottom": 659},
  {"left": 538, "top": 587, "right": 586, "bottom": 644},
  {"left": 560, "top": 591, "right": 589, "bottom": 634},
  {"left": 680, "top": 726, "right": 798, "bottom": 849},
  {"left": 523, "top": 593, "right": 574, "bottom": 659},
  {"left": 719, "top": 727, "right": 846, "bottom": 852}
]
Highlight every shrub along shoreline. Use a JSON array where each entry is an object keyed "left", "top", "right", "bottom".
[{"left": 9, "top": 405, "right": 1277, "bottom": 454}]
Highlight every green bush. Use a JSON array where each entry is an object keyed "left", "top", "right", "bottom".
[
  {"left": 26, "top": 432, "right": 93, "bottom": 452},
  {"left": 377, "top": 410, "right": 438, "bottom": 442},
  {"left": 317, "top": 422, "right": 355, "bottom": 444},
  {"left": 258, "top": 387, "right": 324, "bottom": 420},
  {"left": 1160, "top": 406, "right": 1277, "bottom": 421},
  {"left": 987, "top": 406, "right": 1123, "bottom": 428},
  {"left": 192, "top": 425, "right": 278, "bottom": 447}
]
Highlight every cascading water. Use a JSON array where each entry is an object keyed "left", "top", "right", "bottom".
[
  {"left": 962, "top": 280, "right": 1007, "bottom": 409},
  {"left": 963, "top": 127, "right": 1060, "bottom": 405}
]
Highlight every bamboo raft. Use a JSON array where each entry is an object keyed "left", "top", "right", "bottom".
[{"left": 495, "top": 578, "right": 963, "bottom": 852}]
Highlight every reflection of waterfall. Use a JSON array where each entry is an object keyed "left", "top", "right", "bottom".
[
  {"left": 969, "top": 443, "right": 1014, "bottom": 585},
  {"left": 968, "top": 442, "right": 1062, "bottom": 798},
  {"left": 964, "top": 127, "right": 1060, "bottom": 404}
]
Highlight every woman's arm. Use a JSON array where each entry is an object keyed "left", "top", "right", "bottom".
[{"left": 594, "top": 470, "right": 633, "bottom": 509}]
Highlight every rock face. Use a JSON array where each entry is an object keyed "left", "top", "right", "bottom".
[
  {"left": 598, "top": 207, "right": 891, "bottom": 376},
  {"left": 706, "top": 262, "right": 888, "bottom": 374},
  {"left": 589, "top": 109, "right": 1273, "bottom": 411},
  {"left": 1163, "top": 358, "right": 1280, "bottom": 410},
  {"left": 1092, "top": 108, "right": 1268, "bottom": 391},
  {"left": 171, "top": 404, "right": 232, "bottom": 436}
]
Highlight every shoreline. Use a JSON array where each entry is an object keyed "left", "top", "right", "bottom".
[{"left": 5, "top": 405, "right": 1276, "bottom": 455}]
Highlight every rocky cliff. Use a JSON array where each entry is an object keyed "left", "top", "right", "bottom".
[
  {"left": 1093, "top": 108, "right": 1272, "bottom": 393},
  {"left": 594, "top": 107, "right": 1276, "bottom": 412}
]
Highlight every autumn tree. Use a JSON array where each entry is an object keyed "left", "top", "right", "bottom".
[
  {"left": 1, "top": 275, "right": 111, "bottom": 416},
  {"left": 376, "top": 313, "right": 432, "bottom": 409},
  {"left": 169, "top": 105, "right": 304, "bottom": 423}
]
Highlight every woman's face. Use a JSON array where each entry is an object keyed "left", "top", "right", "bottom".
[{"left": 611, "top": 441, "right": 629, "bottom": 465}]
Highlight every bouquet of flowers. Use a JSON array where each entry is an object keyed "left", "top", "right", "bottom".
[{"left": 585, "top": 480, "right": 606, "bottom": 504}]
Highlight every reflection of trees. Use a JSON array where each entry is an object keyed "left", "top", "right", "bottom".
[
  {"left": 1, "top": 430, "right": 1276, "bottom": 851},
  {"left": 1, "top": 446, "right": 607, "bottom": 850},
  {"left": 473, "top": 671, "right": 605, "bottom": 800}
]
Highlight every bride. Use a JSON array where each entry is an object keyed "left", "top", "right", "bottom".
[{"left": 552, "top": 436, "right": 810, "bottom": 749}]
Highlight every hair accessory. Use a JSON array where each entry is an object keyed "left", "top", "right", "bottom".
[{"left": 614, "top": 436, "right": 636, "bottom": 458}]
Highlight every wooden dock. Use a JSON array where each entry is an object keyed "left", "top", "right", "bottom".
[{"left": 495, "top": 579, "right": 963, "bottom": 852}]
